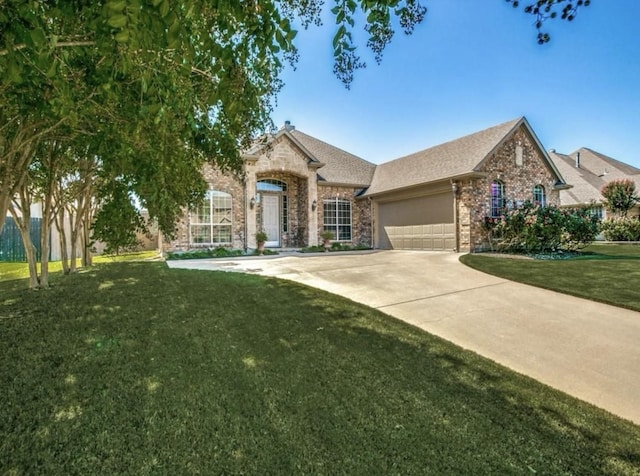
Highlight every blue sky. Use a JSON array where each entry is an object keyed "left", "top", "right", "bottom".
[{"left": 272, "top": 0, "right": 640, "bottom": 168}]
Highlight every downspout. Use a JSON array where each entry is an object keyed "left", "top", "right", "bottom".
[{"left": 451, "top": 180, "right": 458, "bottom": 252}]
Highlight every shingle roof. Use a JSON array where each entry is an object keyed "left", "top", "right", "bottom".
[
  {"left": 573, "top": 147, "right": 640, "bottom": 178},
  {"left": 549, "top": 148, "right": 640, "bottom": 206},
  {"left": 364, "top": 118, "right": 525, "bottom": 196},
  {"left": 549, "top": 151, "right": 605, "bottom": 206},
  {"left": 289, "top": 129, "right": 376, "bottom": 186}
]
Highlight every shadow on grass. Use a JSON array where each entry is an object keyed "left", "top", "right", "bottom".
[
  {"left": 268, "top": 278, "right": 640, "bottom": 474},
  {"left": 1, "top": 262, "right": 639, "bottom": 474}
]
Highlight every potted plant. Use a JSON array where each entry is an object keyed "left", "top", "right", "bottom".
[
  {"left": 320, "top": 230, "right": 334, "bottom": 252},
  {"left": 255, "top": 230, "right": 268, "bottom": 255}
]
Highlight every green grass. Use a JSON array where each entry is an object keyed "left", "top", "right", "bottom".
[
  {"left": 0, "top": 251, "right": 159, "bottom": 282},
  {"left": 461, "top": 244, "right": 640, "bottom": 312},
  {"left": 1, "top": 261, "right": 639, "bottom": 475}
]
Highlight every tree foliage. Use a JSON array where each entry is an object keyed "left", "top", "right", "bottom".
[
  {"left": 600, "top": 179, "right": 639, "bottom": 217},
  {"left": 91, "top": 180, "right": 146, "bottom": 255},
  {"left": 0, "top": 1, "right": 590, "bottom": 286},
  {"left": 505, "top": 0, "right": 591, "bottom": 44}
]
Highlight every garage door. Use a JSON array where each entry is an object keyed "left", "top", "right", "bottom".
[
  {"left": 377, "top": 192, "right": 455, "bottom": 251},
  {"left": 384, "top": 223, "right": 455, "bottom": 250}
]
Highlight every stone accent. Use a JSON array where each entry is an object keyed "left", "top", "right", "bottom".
[
  {"left": 317, "top": 185, "right": 373, "bottom": 246},
  {"left": 254, "top": 171, "right": 309, "bottom": 247},
  {"left": 245, "top": 135, "right": 319, "bottom": 247},
  {"left": 455, "top": 124, "right": 561, "bottom": 252}
]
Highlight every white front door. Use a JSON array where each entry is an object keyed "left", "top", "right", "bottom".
[{"left": 262, "top": 194, "right": 280, "bottom": 247}]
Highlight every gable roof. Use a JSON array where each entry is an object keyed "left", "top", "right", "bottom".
[
  {"left": 549, "top": 148, "right": 640, "bottom": 206},
  {"left": 289, "top": 129, "right": 376, "bottom": 187},
  {"left": 244, "top": 125, "right": 375, "bottom": 187},
  {"left": 548, "top": 151, "right": 606, "bottom": 206},
  {"left": 364, "top": 117, "right": 565, "bottom": 197}
]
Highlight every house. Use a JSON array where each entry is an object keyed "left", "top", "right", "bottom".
[
  {"left": 167, "top": 116, "right": 570, "bottom": 253},
  {"left": 548, "top": 148, "right": 640, "bottom": 218}
]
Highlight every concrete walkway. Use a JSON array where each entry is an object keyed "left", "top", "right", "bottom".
[{"left": 167, "top": 250, "right": 640, "bottom": 425}]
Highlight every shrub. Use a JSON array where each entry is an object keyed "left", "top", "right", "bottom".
[
  {"left": 600, "top": 217, "right": 640, "bottom": 241},
  {"left": 489, "top": 202, "right": 599, "bottom": 253},
  {"left": 166, "top": 247, "right": 243, "bottom": 260},
  {"left": 560, "top": 207, "right": 602, "bottom": 250},
  {"left": 601, "top": 179, "right": 639, "bottom": 217}
]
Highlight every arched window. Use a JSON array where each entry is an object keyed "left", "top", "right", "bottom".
[
  {"left": 533, "top": 185, "right": 546, "bottom": 207},
  {"left": 190, "top": 190, "right": 232, "bottom": 245},
  {"left": 257, "top": 179, "right": 287, "bottom": 192},
  {"left": 490, "top": 180, "right": 505, "bottom": 217}
]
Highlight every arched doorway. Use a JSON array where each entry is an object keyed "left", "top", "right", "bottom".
[{"left": 257, "top": 179, "right": 287, "bottom": 247}]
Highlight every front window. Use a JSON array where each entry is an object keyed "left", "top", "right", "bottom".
[
  {"left": 190, "top": 190, "right": 232, "bottom": 245},
  {"left": 490, "top": 180, "right": 506, "bottom": 217},
  {"left": 590, "top": 205, "right": 604, "bottom": 220},
  {"left": 323, "top": 198, "right": 352, "bottom": 241},
  {"left": 533, "top": 185, "right": 546, "bottom": 207}
]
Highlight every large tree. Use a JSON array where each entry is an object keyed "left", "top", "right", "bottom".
[{"left": 0, "top": 1, "right": 590, "bottom": 286}]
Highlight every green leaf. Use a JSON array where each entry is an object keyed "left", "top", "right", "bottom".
[
  {"left": 115, "top": 30, "right": 129, "bottom": 43},
  {"left": 7, "top": 59, "right": 22, "bottom": 84},
  {"left": 108, "top": 14, "right": 128, "bottom": 28},
  {"left": 159, "top": 0, "right": 170, "bottom": 18},
  {"left": 29, "top": 28, "right": 47, "bottom": 48},
  {"left": 46, "top": 60, "right": 57, "bottom": 78},
  {"left": 106, "top": 0, "right": 127, "bottom": 12}
]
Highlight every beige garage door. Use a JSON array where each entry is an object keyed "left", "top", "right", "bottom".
[
  {"left": 377, "top": 193, "right": 455, "bottom": 251},
  {"left": 384, "top": 223, "right": 455, "bottom": 250}
]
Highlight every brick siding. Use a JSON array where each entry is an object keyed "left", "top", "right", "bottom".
[{"left": 456, "top": 125, "right": 560, "bottom": 252}]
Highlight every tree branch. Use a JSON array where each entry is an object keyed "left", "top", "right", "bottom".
[{"left": 0, "top": 40, "right": 96, "bottom": 56}]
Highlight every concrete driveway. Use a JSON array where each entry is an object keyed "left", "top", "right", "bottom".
[{"left": 167, "top": 250, "right": 640, "bottom": 425}]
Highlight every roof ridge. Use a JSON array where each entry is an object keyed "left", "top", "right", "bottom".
[
  {"left": 571, "top": 147, "right": 640, "bottom": 175},
  {"left": 290, "top": 129, "right": 376, "bottom": 166},
  {"left": 382, "top": 117, "right": 522, "bottom": 166}
]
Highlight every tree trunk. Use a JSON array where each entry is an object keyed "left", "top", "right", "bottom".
[
  {"left": 82, "top": 205, "right": 93, "bottom": 267},
  {"left": 10, "top": 193, "right": 39, "bottom": 289},
  {"left": 0, "top": 140, "right": 35, "bottom": 237},
  {"left": 55, "top": 206, "right": 70, "bottom": 274},
  {"left": 39, "top": 181, "right": 55, "bottom": 288}
]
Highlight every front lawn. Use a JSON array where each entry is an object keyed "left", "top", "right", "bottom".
[
  {"left": 461, "top": 244, "right": 640, "bottom": 312},
  {"left": 0, "top": 251, "right": 158, "bottom": 282},
  {"left": 1, "top": 261, "right": 639, "bottom": 474}
]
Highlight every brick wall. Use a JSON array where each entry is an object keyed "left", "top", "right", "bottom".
[
  {"left": 167, "top": 165, "right": 245, "bottom": 251},
  {"left": 456, "top": 125, "right": 561, "bottom": 252},
  {"left": 317, "top": 185, "right": 372, "bottom": 246}
]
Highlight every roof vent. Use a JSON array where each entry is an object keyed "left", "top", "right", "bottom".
[
  {"left": 575, "top": 151, "right": 581, "bottom": 168},
  {"left": 284, "top": 120, "right": 295, "bottom": 131},
  {"left": 549, "top": 148, "right": 556, "bottom": 153}
]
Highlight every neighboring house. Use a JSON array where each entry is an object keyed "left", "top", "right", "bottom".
[
  {"left": 548, "top": 148, "right": 640, "bottom": 218},
  {"left": 167, "top": 116, "right": 570, "bottom": 253}
]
